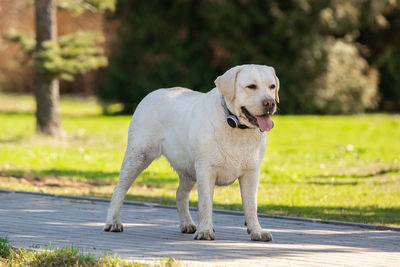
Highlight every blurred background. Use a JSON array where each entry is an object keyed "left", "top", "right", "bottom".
[{"left": 1, "top": 0, "right": 399, "bottom": 114}]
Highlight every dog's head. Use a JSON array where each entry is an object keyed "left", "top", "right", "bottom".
[{"left": 215, "top": 64, "right": 279, "bottom": 132}]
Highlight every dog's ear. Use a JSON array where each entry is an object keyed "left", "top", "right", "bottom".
[
  {"left": 270, "top": 67, "right": 280, "bottom": 103},
  {"left": 215, "top": 66, "right": 241, "bottom": 102}
]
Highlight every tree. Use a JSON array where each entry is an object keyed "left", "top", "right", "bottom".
[
  {"left": 34, "top": 0, "right": 61, "bottom": 136},
  {"left": 4, "top": 0, "right": 115, "bottom": 136}
]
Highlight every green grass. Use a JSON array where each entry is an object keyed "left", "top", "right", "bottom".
[
  {"left": 0, "top": 236, "right": 177, "bottom": 266},
  {"left": 0, "top": 237, "right": 11, "bottom": 259},
  {"left": 0, "top": 93, "right": 400, "bottom": 226}
]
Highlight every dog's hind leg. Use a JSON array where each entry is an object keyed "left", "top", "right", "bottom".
[
  {"left": 104, "top": 146, "right": 158, "bottom": 232},
  {"left": 176, "top": 175, "right": 196, "bottom": 233}
]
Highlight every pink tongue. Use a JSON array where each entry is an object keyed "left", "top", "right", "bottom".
[{"left": 256, "top": 115, "right": 274, "bottom": 132}]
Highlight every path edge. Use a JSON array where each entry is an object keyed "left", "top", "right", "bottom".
[{"left": 1, "top": 188, "right": 399, "bottom": 232}]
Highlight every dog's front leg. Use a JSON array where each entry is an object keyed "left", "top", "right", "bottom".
[
  {"left": 194, "top": 166, "right": 216, "bottom": 240},
  {"left": 239, "top": 170, "right": 273, "bottom": 242}
]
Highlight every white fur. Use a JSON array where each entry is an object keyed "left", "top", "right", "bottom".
[{"left": 104, "top": 64, "right": 279, "bottom": 241}]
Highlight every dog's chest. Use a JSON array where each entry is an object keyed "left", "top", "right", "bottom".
[
  {"left": 218, "top": 144, "right": 260, "bottom": 167},
  {"left": 211, "top": 135, "right": 266, "bottom": 185},
  {"left": 214, "top": 167, "right": 243, "bottom": 186}
]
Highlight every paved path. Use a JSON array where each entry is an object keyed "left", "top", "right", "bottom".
[{"left": 0, "top": 190, "right": 399, "bottom": 266}]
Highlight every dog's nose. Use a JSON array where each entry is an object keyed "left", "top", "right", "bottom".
[{"left": 263, "top": 99, "right": 275, "bottom": 108}]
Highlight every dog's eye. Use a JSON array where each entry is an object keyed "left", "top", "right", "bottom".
[
  {"left": 246, "top": 84, "right": 257, "bottom": 89},
  {"left": 269, "top": 84, "right": 276, "bottom": 90}
]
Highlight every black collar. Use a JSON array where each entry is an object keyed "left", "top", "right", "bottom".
[{"left": 221, "top": 95, "right": 250, "bottom": 129}]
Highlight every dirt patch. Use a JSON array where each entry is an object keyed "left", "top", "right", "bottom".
[
  {"left": 0, "top": 173, "right": 112, "bottom": 190},
  {"left": 0, "top": 173, "right": 165, "bottom": 198}
]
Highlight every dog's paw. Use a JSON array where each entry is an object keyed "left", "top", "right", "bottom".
[
  {"left": 180, "top": 223, "right": 197, "bottom": 234},
  {"left": 104, "top": 222, "right": 124, "bottom": 232},
  {"left": 194, "top": 228, "right": 215, "bottom": 240},
  {"left": 250, "top": 230, "right": 273, "bottom": 242}
]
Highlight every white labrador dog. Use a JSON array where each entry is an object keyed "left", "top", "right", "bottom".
[{"left": 104, "top": 64, "right": 279, "bottom": 241}]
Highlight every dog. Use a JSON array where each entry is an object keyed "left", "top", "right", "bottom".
[{"left": 104, "top": 64, "right": 279, "bottom": 241}]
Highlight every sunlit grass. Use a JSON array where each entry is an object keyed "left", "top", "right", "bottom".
[
  {"left": 0, "top": 237, "right": 176, "bottom": 266},
  {"left": 0, "top": 93, "right": 399, "bottom": 225}
]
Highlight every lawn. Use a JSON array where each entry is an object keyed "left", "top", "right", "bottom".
[{"left": 0, "top": 93, "right": 399, "bottom": 226}]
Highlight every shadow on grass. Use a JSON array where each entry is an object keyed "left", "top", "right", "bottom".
[
  {"left": 309, "top": 180, "right": 360, "bottom": 186},
  {"left": 258, "top": 204, "right": 400, "bottom": 226},
  {"left": 0, "top": 111, "right": 123, "bottom": 119},
  {"left": 0, "top": 169, "right": 119, "bottom": 182},
  {"left": 0, "top": 111, "right": 34, "bottom": 117},
  {"left": 306, "top": 167, "right": 400, "bottom": 186},
  {"left": 308, "top": 167, "right": 400, "bottom": 180},
  {"left": 0, "top": 169, "right": 178, "bottom": 187},
  {"left": 0, "top": 136, "right": 25, "bottom": 144},
  {"left": 123, "top": 194, "right": 400, "bottom": 226}
]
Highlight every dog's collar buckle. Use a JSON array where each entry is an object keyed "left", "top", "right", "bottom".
[{"left": 221, "top": 95, "right": 249, "bottom": 129}]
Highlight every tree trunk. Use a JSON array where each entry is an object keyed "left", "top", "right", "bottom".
[{"left": 34, "top": 0, "right": 62, "bottom": 137}]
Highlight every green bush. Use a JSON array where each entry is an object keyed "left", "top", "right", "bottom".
[
  {"left": 312, "top": 39, "right": 379, "bottom": 114},
  {"left": 97, "top": 0, "right": 328, "bottom": 114},
  {"left": 97, "top": 0, "right": 399, "bottom": 114},
  {"left": 319, "top": 0, "right": 400, "bottom": 112}
]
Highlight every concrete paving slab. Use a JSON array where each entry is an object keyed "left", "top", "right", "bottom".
[{"left": 0, "top": 190, "right": 399, "bottom": 266}]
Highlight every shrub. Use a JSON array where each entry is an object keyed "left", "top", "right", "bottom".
[
  {"left": 97, "top": 0, "right": 397, "bottom": 114},
  {"left": 97, "top": 0, "right": 328, "bottom": 114},
  {"left": 312, "top": 39, "right": 379, "bottom": 114}
]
